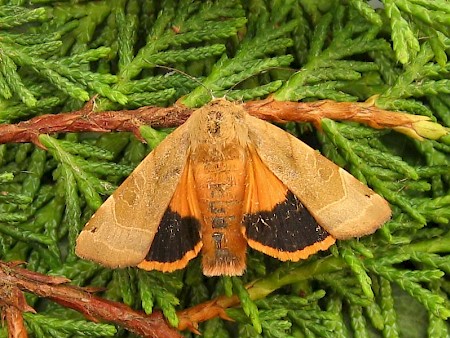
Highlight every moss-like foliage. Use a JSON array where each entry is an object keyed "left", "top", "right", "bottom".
[{"left": 0, "top": 1, "right": 449, "bottom": 337}]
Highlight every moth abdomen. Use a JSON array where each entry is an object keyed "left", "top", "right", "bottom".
[{"left": 193, "top": 155, "right": 248, "bottom": 276}]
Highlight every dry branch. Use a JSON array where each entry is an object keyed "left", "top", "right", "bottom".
[
  {"left": 0, "top": 261, "right": 182, "bottom": 338},
  {"left": 0, "top": 98, "right": 446, "bottom": 148}
]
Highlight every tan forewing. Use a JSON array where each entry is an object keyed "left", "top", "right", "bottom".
[
  {"left": 75, "top": 123, "right": 191, "bottom": 267},
  {"left": 245, "top": 114, "right": 391, "bottom": 239}
]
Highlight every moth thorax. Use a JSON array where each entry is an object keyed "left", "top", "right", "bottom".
[
  {"left": 192, "top": 142, "right": 246, "bottom": 163},
  {"left": 189, "top": 107, "right": 249, "bottom": 158}
]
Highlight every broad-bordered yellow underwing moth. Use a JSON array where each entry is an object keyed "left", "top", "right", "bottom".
[{"left": 75, "top": 99, "right": 391, "bottom": 276}]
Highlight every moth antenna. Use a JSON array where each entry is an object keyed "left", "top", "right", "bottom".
[
  {"left": 154, "top": 65, "right": 215, "bottom": 101},
  {"left": 223, "top": 66, "right": 296, "bottom": 101}
]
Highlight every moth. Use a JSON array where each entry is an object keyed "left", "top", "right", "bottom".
[{"left": 75, "top": 99, "right": 391, "bottom": 276}]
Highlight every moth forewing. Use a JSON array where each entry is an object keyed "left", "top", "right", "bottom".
[
  {"left": 315, "top": 168, "right": 392, "bottom": 239},
  {"left": 245, "top": 113, "right": 391, "bottom": 239},
  {"left": 75, "top": 122, "right": 192, "bottom": 268}
]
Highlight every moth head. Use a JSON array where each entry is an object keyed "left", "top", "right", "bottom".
[{"left": 189, "top": 99, "right": 249, "bottom": 153}]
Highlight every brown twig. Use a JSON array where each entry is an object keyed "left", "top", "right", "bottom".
[
  {"left": 0, "top": 102, "right": 193, "bottom": 148},
  {"left": 1, "top": 289, "right": 32, "bottom": 338},
  {"left": 0, "top": 261, "right": 241, "bottom": 336},
  {"left": 3, "top": 306, "right": 28, "bottom": 338},
  {"left": 243, "top": 96, "right": 412, "bottom": 128},
  {"left": 176, "top": 295, "right": 238, "bottom": 332},
  {"left": 244, "top": 96, "right": 447, "bottom": 140},
  {"left": 0, "top": 261, "right": 182, "bottom": 338},
  {"left": 0, "top": 260, "right": 238, "bottom": 336},
  {"left": 0, "top": 97, "right": 445, "bottom": 148}
]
